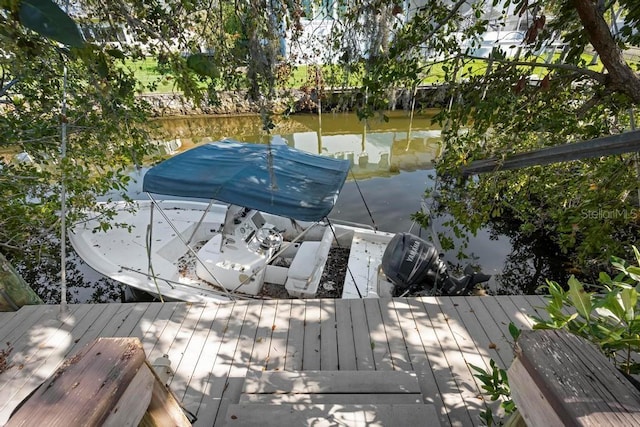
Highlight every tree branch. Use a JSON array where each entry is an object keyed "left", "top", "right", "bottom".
[
  {"left": 462, "top": 54, "right": 607, "bottom": 82},
  {"left": 572, "top": 0, "right": 640, "bottom": 103}
]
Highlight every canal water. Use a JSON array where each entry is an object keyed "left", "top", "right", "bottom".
[{"left": 71, "top": 110, "right": 569, "bottom": 302}]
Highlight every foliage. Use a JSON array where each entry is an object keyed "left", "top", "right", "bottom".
[
  {"left": 470, "top": 359, "right": 516, "bottom": 426},
  {"left": 0, "top": 0, "right": 160, "bottom": 301},
  {"left": 469, "top": 322, "right": 520, "bottom": 426},
  {"left": 352, "top": 0, "right": 640, "bottom": 272},
  {"left": 534, "top": 246, "right": 640, "bottom": 374}
]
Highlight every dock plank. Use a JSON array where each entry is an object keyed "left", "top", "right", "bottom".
[
  {"left": 284, "top": 299, "right": 305, "bottom": 371},
  {"left": 302, "top": 299, "right": 321, "bottom": 370},
  {"left": 364, "top": 298, "right": 394, "bottom": 370},
  {"left": 420, "top": 297, "right": 478, "bottom": 427},
  {"left": 212, "top": 300, "right": 263, "bottom": 427},
  {"left": 248, "top": 299, "right": 277, "bottom": 372},
  {"left": 223, "top": 403, "right": 440, "bottom": 427},
  {"left": 397, "top": 298, "right": 453, "bottom": 427},
  {"left": 265, "top": 299, "right": 291, "bottom": 371},
  {"left": 379, "top": 299, "right": 412, "bottom": 371},
  {"left": 181, "top": 301, "right": 233, "bottom": 415},
  {"left": 464, "top": 297, "right": 514, "bottom": 366},
  {"left": 350, "top": 298, "right": 375, "bottom": 370},
  {"left": 194, "top": 301, "right": 249, "bottom": 426},
  {"left": 0, "top": 296, "right": 556, "bottom": 427},
  {"left": 334, "top": 298, "right": 356, "bottom": 370},
  {"left": 242, "top": 370, "right": 422, "bottom": 394},
  {"left": 169, "top": 302, "right": 219, "bottom": 397},
  {"left": 319, "top": 299, "right": 339, "bottom": 370}
]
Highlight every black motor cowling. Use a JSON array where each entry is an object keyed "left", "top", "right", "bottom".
[{"left": 381, "top": 233, "right": 490, "bottom": 296}]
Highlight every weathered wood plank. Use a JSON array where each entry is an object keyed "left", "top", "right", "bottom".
[
  {"left": 181, "top": 301, "right": 234, "bottom": 416},
  {"left": 193, "top": 301, "right": 248, "bottom": 425},
  {"left": 319, "top": 298, "right": 339, "bottom": 370},
  {"left": 140, "top": 362, "right": 192, "bottom": 427},
  {"left": 165, "top": 302, "right": 209, "bottom": 390},
  {"left": 242, "top": 370, "right": 421, "bottom": 394},
  {"left": 412, "top": 297, "right": 476, "bottom": 427},
  {"left": 145, "top": 302, "right": 194, "bottom": 364},
  {"left": 441, "top": 297, "right": 497, "bottom": 369},
  {"left": 223, "top": 403, "right": 440, "bottom": 427},
  {"left": 0, "top": 305, "right": 55, "bottom": 343},
  {"left": 462, "top": 129, "right": 640, "bottom": 175},
  {"left": 465, "top": 297, "right": 513, "bottom": 365},
  {"left": 168, "top": 302, "right": 218, "bottom": 398},
  {"left": 239, "top": 392, "right": 423, "bottom": 404},
  {"left": 494, "top": 296, "right": 534, "bottom": 331},
  {"left": 126, "top": 302, "right": 167, "bottom": 340},
  {"left": 111, "top": 302, "right": 153, "bottom": 337},
  {"left": 6, "top": 338, "right": 148, "bottom": 427},
  {"left": 140, "top": 302, "right": 183, "bottom": 357},
  {"left": 0, "top": 303, "right": 96, "bottom": 417},
  {"left": 265, "top": 299, "right": 291, "bottom": 371},
  {"left": 334, "top": 298, "right": 356, "bottom": 370},
  {"left": 350, "top": 298, "right": 375, "bottom": 370},
  {"left": 510, "top": 329, "right": 640, "bottom": 426},
  {"left": 507, "top": 295, "right": 546, "bottom": 327},
  {"left": 248, "top": 299, "right": 277, "bottom": 372},
  {"left": 284, "top": 299, "right": 304, "bottom": 371},
  {"left": 438, "top": 297, "right": 492, "bottom": 373},
  {"left": 103, "top": 362, "right": 156, "bottom": 427},
  {"left": 378, "top": 299, "right": 412, "bottom": 371},
  {"left": 302, "top": 299, "right": 321, "bottom": 370},
  {"left": 400, "top": 298, "right": 463, "bottom": 427},
  {"left": 364, "top": 298, "right": 394, "bottom": 371},
  {"left": 212, "top": 300, "right": 263, "bottom": 427}
]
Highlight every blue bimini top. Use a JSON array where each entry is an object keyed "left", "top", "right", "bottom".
[{"left": 142, "top": 139, "right": 350, "bottom": 221}]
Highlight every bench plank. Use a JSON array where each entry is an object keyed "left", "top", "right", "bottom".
[
  {"left": 7, "top": 337, "right": 147, "bottom": 426},
  {"left": 509, "top": 329, "right": 640, "bottom": 426}
]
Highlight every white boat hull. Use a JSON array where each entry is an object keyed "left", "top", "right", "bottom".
[{"left": 69, "top": 200, "right": 395, "bottom": 302}]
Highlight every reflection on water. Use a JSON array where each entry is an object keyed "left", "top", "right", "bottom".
[
  {"left": 70, "top": 111, "right": 569, "bottom": 301},
  {"left": 153, "top": 111, "right": 442, "bottom": 179}
]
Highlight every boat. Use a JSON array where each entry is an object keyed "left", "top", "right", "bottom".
[{"left": 69, "top": 140, "right": 489, "bottom": 302}]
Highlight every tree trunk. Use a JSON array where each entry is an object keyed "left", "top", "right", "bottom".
[{"left": 573, "top": 0, "right": 640, "bottom": 103}]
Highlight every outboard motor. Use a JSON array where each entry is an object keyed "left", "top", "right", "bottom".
[{"left": 381, "top": 233, "right": 490, "bottom": 296}]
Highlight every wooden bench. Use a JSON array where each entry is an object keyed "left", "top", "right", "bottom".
[
  {"left": 508, "top": 329, "right": 640, "bottom": 426},
  {"left": 6, "top": 337, "right": 191, "bottom": 427}
]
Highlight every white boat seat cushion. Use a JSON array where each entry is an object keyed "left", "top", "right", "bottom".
[
  {"left": 195, "top": 233, "right": 223, "bottom": 282},
  {"left": 285, "top": 226, "right": 333, "bottom": 298}
]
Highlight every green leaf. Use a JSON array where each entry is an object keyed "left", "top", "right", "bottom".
[
  {"left": 621, "top": 288, "right": 637, "bottom": 321},
  {"left": 508, "top": 322, "right": 521, "bottom": 341},
  {"left": 186, "top": 53, "right": 220, "bottom": 79},
  {"left": 626, "top": 266, "right": 640, "bottom": 282},
  {"left": 19, "top": 0, "right": 85, "bottom": 47},
  {"left": 568, "top": 275, "right": 592, "bottom": 319}
]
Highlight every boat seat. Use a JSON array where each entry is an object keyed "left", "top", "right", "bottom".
[
  {"left": 195, "top": 233, "right": 223, "bottom": 282},
  {"left": 285, "top": 226, "right": 333, "bottom": 298}
]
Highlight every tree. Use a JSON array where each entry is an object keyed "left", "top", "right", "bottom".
[
  {"left": 368, "top": 0, "right": 640, "bottom": 275},
  {"left": 2, "top": 0, "right": 640, "bottom": 301}
]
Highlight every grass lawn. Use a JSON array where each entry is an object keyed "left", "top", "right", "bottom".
[{"left": 127, "top": 52, "right": 607, "bottom": 94}]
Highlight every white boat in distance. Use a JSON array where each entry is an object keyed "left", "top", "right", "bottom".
[{"left": 70, "top": 140, "right": 488, "bottom": 302}]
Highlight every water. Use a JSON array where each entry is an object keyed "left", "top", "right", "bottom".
[{"left": 69, "top": 110, "right": 569, "bottom": 302}]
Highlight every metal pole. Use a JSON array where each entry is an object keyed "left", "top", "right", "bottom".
[{"left": 59, "top": 60, "right": 68, "bottom": 315}]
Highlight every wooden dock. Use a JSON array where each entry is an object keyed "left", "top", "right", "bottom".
[{"left": 0, "top": 295, "right": 550, "bottom": 426}]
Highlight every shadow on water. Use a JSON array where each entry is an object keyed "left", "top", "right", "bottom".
[{"left": 66, "top": 111, "right": 570, "bottom": 302}]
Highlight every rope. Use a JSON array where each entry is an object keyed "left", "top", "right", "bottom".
[
  {"left": 350, "top": 169, "right": 377, "bottom": 231},
  {"left": 325, "top": 217, "right": 363, "bottom": 299}
]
